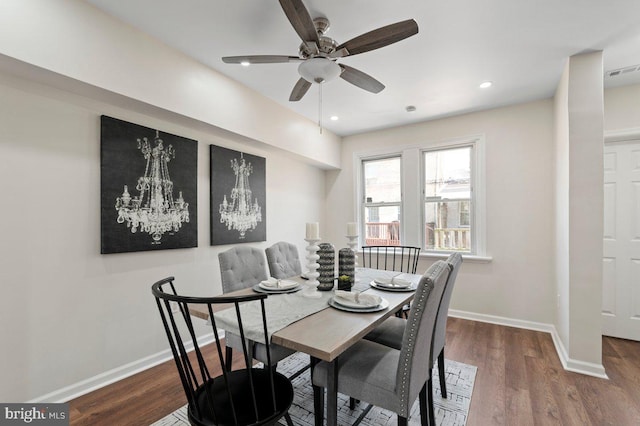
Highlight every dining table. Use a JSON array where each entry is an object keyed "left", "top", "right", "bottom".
[{"left": 189, "top": 267, "right": 422, "bottom": 426}]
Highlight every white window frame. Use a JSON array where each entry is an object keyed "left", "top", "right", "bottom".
[
  {"left": 360, "top": 154, "right": 403, "bottom": 245},
  {"left": 354, "top": 135, "right": 486, "bottom": 257}
]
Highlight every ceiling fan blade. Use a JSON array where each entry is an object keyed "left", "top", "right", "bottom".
[
  {"left": 333, "top": 19, "right": 419, "bottom": 58},
  {"left": 279, "top": 0, "right": 319, "bottom": 44},
  {"left": 339, "top": 64, "right": 385, "bottom": 93},
  {"left": 289, "top": 77, "right": 312, "bottom": 101},
  {"left": 222, "top": 55, "right": 302, "bottom": 64}
]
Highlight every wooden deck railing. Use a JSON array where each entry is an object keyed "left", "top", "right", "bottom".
[
  {"left": 428, "top": 227, "right": 470, "bottom": 251},
  {"left": 365, "top": 222, "right": 400, "bottom": 246},
  {"left": 365, "top": 221, "right": 471, "bottom": 251}
]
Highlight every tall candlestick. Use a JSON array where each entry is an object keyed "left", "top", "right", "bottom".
[
  {"left": 304, "top": 238, "right": 321, "bottom": 286},
  {"left": 346, "top": 235, "right": 359, "bottom": 267},
  {"left": 306, "top": 222, "right": 319, "bottom": 240},
  {"left": 347, "top": 222, "right": 358, "bottom": 237}
]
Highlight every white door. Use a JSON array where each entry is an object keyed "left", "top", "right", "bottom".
[{"left": 602, "top": 140, "right": 640, "bottom": 341}]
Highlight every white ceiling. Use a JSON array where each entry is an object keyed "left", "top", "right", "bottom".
[{"left": 86, "top": 0, "right": 640, "bottom": 136}]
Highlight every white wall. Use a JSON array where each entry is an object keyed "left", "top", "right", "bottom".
[
  {"left": 325, "top": 100, "right": 557, "bottom": 324},
  {"left": 0, "top": 0, "right": 336, "bottom": 402},
  {"left": 604, "top": 83, "right": 640, "bottom": 132},
  {"left": 0, "top": 0, "right": 341, "bottom": 169},
  {"left": 0, "top": 70, "right": 325, "bottom": 402},
  {"left": 554, "top": 60, "right": 571, "bottom": 351},
  {"left": 553, "top": 52, "right": 605, "bottom": 376}
]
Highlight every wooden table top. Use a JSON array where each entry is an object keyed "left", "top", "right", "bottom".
[
  {"left": 271, "top": 286, "right": 414, "bottom": 361},
  {"left": 189, "top": 270, "right": 419, "bottom": 362}
]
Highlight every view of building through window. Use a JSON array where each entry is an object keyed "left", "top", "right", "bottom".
[
  {"left": 363, "top": 157, "right": 401, "bottom": 246},
  {"left": 361, "top": 146, "right": 473, "bottom": 252},
  {"left": 424, "top": 146, "right": 472, "bottom": 252}
]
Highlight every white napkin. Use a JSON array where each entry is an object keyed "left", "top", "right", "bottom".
[
  {"left": 259, "top": 277, "right": 298, "bottom": 289},
  {"left": 334, "top": 290, "right": 382, "bottom": 308},
  {"left": 374, "top": 276, "right": 412, "bottom": 288}
]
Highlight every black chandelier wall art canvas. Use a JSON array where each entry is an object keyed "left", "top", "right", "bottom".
[
  {"left": 100, "top": 116, "right": 198, "bottom": 254},
  {"left": 210, "top": 145, "right": 266, "bottom": 245}
]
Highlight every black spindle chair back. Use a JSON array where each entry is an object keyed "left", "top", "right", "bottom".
[
  {"left": 361, "top": 245, "right": 421, "bottom": 274},
  {"left": 152, "top": 277, "right": 293, "bottom": 426}
]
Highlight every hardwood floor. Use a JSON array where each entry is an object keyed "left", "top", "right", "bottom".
[{"left": 68, "top": 318, "right": 640, "bottom": 425}]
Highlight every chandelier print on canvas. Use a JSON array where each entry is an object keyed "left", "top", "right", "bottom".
[
  {"left": 115, "top": 130, "right": 189, "bottom": 242},
  {"left": 219, "top": 153, "right": 262, "bottom": 238},
  {"left": 100, "top": 116, "right": 198, "bottom": 254},
  {"left": 210, "top": 145, "right": 266, "bottom": 245}
]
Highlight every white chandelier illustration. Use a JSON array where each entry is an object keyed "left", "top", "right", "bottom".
[
  {"left": 115, "top": 130, "right": 189, "bottom": 242},
  {"left": 219, "top": 153, "right": 262, "bottom": 238}
]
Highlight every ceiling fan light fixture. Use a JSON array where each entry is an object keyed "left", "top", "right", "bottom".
[{"left": 298, "top": 57, "right": 341, "bottom": 84}]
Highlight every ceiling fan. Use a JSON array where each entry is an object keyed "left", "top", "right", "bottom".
[{"left": 222, "top": 0, "right": 419, "bottom": 102}]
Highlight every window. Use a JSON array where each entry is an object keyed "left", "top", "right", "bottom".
[
  {"left": 362, "top": 157, "right": 401, "bottom": 246},
  {"left": 424, "top": 146, "right": 472, "bottom": 253},
  {"left": 356, "top": 137, "right": 485, "bottom": 256}
]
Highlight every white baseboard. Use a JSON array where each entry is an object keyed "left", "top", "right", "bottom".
[
  {"left": 449, "top": 310, "right": 608, "bottom": 379},
  {"left": 29, "top": 332, "right": 218, "bottom": 403}
]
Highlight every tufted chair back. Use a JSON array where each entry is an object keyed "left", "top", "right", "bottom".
[
  {"left": 265, "top": 242, "right": 302, "bottom": 279},
  {"left": 395, "top": 260, "right": 449, "bottom": 415},
  {"left": 218, "top": 246, "right": 269, "bottom": 293},
  {"left": 431, "top": 252, "right": 462, "bottom": 363}
]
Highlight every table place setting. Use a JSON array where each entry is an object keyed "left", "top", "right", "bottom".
[
  {"left": 252, "top": 277, "right": 302, "bottom": 294},
  {"left": 328, "top": 289, "right": 390, "bottom": 313},
  {"left": 369, "top": 274, "right": 417, "bottom": 292}
]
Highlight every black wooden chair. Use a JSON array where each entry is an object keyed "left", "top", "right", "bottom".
[
  {"left": 362, "top": 245, "right": 420, "bottom": 319},
  {"left": 152, "top": 277, "right": 294, "bottom": 426},
  {"left": 361, "top": 245, "right": 421, "bottom": 274}
]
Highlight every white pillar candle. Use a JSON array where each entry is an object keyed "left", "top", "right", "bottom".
[
  {"left": 347, "top": 222, "right": 358, "bottom": 237},
  {"left": 306, "top": 222, "right": 319, "bottom": 240}
]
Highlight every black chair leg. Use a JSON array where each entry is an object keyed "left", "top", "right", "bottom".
[
  {"left": 427, "top": 376, "right": 435, "bottom": 426},
  {"left": 284, "top": 413, "right": 294, "bottom": 426},
  {"left": 224, "top": 346, "right": 233, "bottom": 372},
  {"left": 438, "top": 349, "right": 447, "bottom": 398},
  {"left": 419, "top": 383, "right": 429, "bottom": 426}
]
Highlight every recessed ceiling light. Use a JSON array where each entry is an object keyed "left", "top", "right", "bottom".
[
  {"left": 240, "top": 61, "right": 250, "bottom": 67},
  {"left": 405, "top": 105, "right": 416, "bottom": 112},
  {"left": 330, "top": 115, "right": 339, "bottom": 121},
  {"left": 479, "top": 81, "right": 493, "bottom": 89}
]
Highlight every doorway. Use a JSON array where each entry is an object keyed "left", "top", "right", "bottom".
[{"left": 602, "top": 139, "right": 640, "bottom": 341}]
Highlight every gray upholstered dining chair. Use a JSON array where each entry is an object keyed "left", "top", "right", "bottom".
[
  {"left": 265, "top": 241, "right": 302, "bottom": 279},
  {"left": 364, "top": 253, "right": 463, "bottom": 407},
  {"left": 218, "top": 246, "right": 296, "bottom": 371},
  {"left": 312, "top": 260, "right": 451, "bottom": 426}
]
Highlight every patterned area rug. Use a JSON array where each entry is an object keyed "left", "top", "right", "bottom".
[{"left": 152, "top": 352, "right": 476, "bottom": 426}]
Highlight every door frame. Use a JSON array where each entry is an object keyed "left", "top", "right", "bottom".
[{"left": 603, "top": 127, "right": 640, "bottom": 339}]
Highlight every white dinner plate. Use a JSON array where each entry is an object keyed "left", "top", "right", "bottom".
[
  {"left": 370, "top": 280, "right": 417, "bottom": 292},
  {"left": 258, "top": 279, "right": 299, "bottom": 290},
  {"left": 252, "top": 284, "right": 301, "bottom": 294},
  {"left": 328, "top": 297, "right": 389, "bottom": 313},
  {"left": 333, "top": 294, "right": 382, "bottom": 309},
  {"left": 373, "top": 277, "right": 412, "bottom": 288}
]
